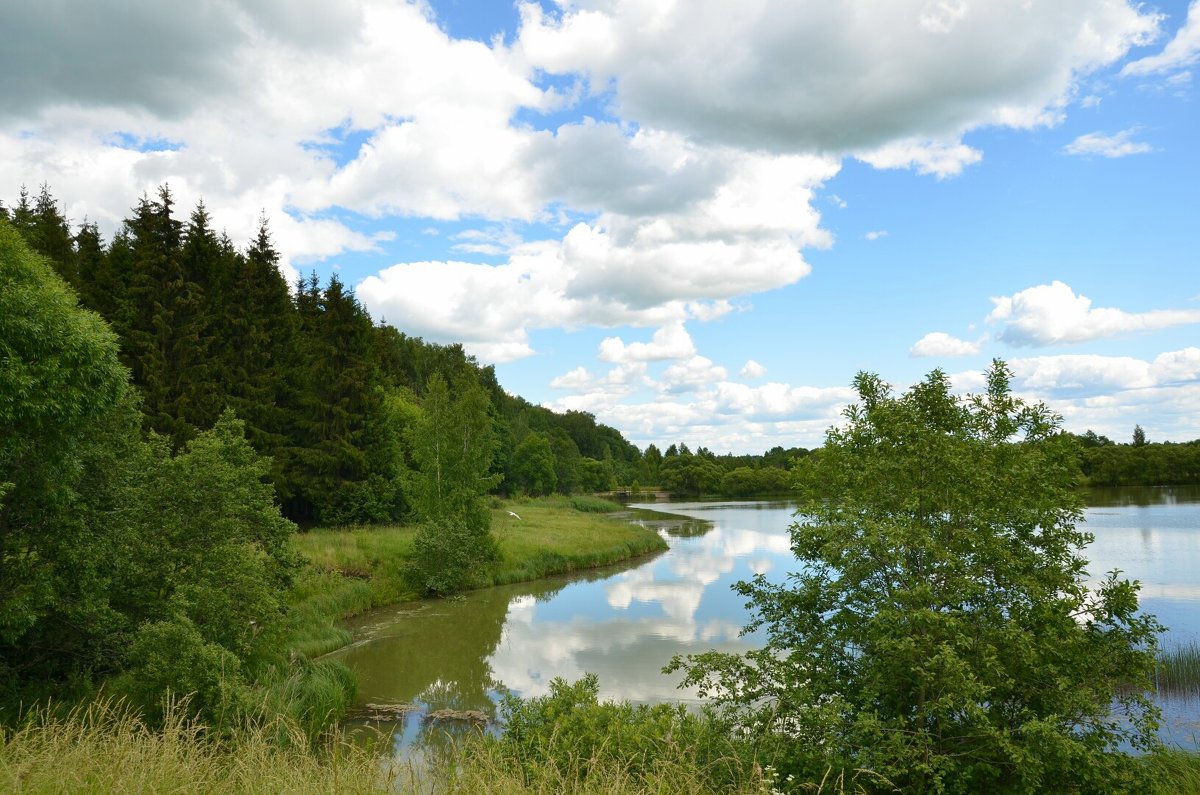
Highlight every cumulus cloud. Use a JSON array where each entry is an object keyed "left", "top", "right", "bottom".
[
  {"left": 987, "top": 281, "right": 1200, "bottom": 346},
  {"left": 945, "top": 347, "right": 1200, "bottom": 441},
  {"left": 517, "top": 0, "right": 1158, "bottom": 155},
  {"left": 1122, "top": 1, "right": 1200, "bottom": 77},
  {"left": 856, "top": 139, "right": 982, "bottom": 179},
  {"left": 1012, "top": 348, "right": 1200, "bottom": 392},
  {"left": 740, "top": 360, "right": 767, "bottom": 379},
  {"left": 1064, "top": 129, "right": 1153, "bottom": 158},
  {"left": 910, "top": 332, "right": 983, "bottom": 357},
  {"left": 600, "top": 323, "right": 696, "bottom": 363},
  {"left": 355, "top": 148, "right": 838, "bottom": 360},
  {"left": 662, "top": 356, "right": 729, "bottom": 393}
]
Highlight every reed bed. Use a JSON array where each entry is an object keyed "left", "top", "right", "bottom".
[{"left": 1156, "top": 641, "right": 1200, "bottom": 698}]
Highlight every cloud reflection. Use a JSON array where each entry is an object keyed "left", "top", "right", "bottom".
[{"left": 487, "top": 507, "right": 798, "bottom": 703}]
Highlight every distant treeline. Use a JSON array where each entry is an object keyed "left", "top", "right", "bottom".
[
  {"left": 1, "top": 185, "right": 805, "bottom": 521},
  {"left": 1074, "top": 428, "right": 1200, "bottom": 487}
]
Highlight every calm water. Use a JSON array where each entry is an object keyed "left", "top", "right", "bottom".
[{"left": 331, "top": 487, "right": 1200, "bottom": 748}]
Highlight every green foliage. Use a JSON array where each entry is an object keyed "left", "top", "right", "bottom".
[
  {"left": 114, "top": 617, "right": 253, "bottom": 730},
  {"left": 0, "top": 219, "right": 134, "bottom": 700},
  {"left": 494, "top": 675, "right": 756, "bottom": 792},
  {"left": 266, "top": 657, "right": 357, "bottom": 742},
  {"left": 405, "top": 374, "right": 502, "bottom": 594},
  {"left": 409, "top": 515, "right": 499, "bottom": 596},
  {"left": 112, "top": 413, "right": 298, "bottom": 651},
  {"left": 718, "top": 465, "right": 794, "bottom": 498},
  {"left": 671, "top": 361, "right": 1163, "bottom": 794},
  {"left": 511, "top": 433, "right": 558, "bottom": 496},
  {"left": 406, "top": 373, "right": 501, "bottom": 523},
  {"left": 1155, "top": 640, "right": 1200, "bottom": 697},
  {"left": 1077, "top": 435, "right": 1200, "bottom": 486},
  {"left": 0, "top": 699, "right": 396, "bottom": 793},
  {"left": 660, "top": 453, "right": 723, "bottom": 496}
]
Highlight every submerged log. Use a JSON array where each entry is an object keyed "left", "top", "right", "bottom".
[
  {"left": 358, "top": 702, "right": 421, "bottom": 720},
  {"left": 423, "top": 708, "right": 489, "bottom": 726}
]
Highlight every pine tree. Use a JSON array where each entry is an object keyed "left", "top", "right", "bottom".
[{"left": 123, "top": 186, "right": 186, "bottom": 438}]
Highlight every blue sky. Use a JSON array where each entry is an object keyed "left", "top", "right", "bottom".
[{"left": 2, "top": 0, "right": 1197, "bottom": 453}]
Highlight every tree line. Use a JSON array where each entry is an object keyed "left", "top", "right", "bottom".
[{"left": 1074, "top": 426, "right": 1200, "bottom": 487}]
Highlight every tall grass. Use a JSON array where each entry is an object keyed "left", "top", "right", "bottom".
[
  {"left": 6, "top": 699, "right": 1199, "bottom": 794},
  {"left": 1144, "top": 748, "right": 1200, "bottom": 794},
  {"left": 1156, "top": 641, "right": 1200, "bottom": 698},
  {"left": 0, "top": 699, "right": 396, "bottom": 794},
  {"left": 526, "top": 494, "right": 626, "bottom": 513}
]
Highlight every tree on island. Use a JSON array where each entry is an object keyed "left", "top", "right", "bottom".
[{"left": 670, "top": 361, "right": 1162, "bottom": 793}]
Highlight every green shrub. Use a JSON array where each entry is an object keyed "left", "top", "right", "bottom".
[
  {"left": 493, "top": 674, "right": 755, "bottom": 791},
  {"left": 407, "top": 514, "right": 498, "bottom": 596},
  {"left": 114, "top": 617, "right": 252, "bottom": 731}
]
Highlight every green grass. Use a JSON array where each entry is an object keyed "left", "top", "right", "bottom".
[
  {"left": 1145, "top": 748, "right": 1200, "bottom": 794},
  {"left": 1157, "top": 641, "right": 1200, "bottom": 697}
]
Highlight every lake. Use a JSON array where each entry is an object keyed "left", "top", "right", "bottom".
[{"left": 331, "top": 486, "right": 1200, "bottom": 749}]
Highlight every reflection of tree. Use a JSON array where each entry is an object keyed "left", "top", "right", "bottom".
[
  {"left": 629, "top": 507, "right": 714, "bottom": 538},
  {"left": 1086, "top": 485, "right": 1200, "bottom": 508}
]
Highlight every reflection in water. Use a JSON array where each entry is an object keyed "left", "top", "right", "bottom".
[
  {"left": 334, "top": 494, "right": 1200, "bottom": 750},
  {"left": 330, "top": 503, "right": 797, "bottom": 717}
]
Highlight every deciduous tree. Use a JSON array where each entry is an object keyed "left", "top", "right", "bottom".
[{"left": 671, "top": 362, "right": 1161, "bottom": 793}]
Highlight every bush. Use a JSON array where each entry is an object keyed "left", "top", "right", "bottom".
[
  {"left": 114, "top": 617, "right": 252, "bottom": 731},
  {"left": 408, "top": 512, "right": 498, "bottom": 596},
  {"left": 494, "top": 675, "right": 755, "bottom": 791}
]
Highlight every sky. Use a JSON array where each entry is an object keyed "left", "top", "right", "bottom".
[{"left": 2, "top": 0, "right": 1198, "bottom": 454}]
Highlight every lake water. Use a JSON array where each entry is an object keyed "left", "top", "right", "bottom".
[{"left": 331, "top": 486, "right": 1200, "bottom": 749}]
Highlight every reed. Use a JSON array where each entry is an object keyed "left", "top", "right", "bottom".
[{"left": 1155, "top": 640, "right": 1200, "bottom": 697}]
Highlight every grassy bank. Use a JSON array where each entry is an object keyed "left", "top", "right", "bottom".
[{"left": 283, "top": 497, "right": 667, "bottom": 659}]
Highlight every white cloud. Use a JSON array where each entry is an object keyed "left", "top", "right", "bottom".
[
  {"left": 356, "top": 149, "right": 839, "bottom": 361},
  {"left": 1063, "top": 129, "right": 1153, "bottom": 158},
  {"left": 987, "top": 281, "right": 1200, "bottom": 346},
  {"left": 517, "top": 1, "right": 1159, "bottom": 155},
  {"left": 856, "top": 138, "right": 983, "bottom": 179},
  {"left": 1122, "top": 1, "right": 1200, "bottom": 77},
  {"left": 910, "top": 332, "right": 983, "bottom": 357},
  {"left": 600, "top": 323, "right": 696, "bottom": 363},
  {"left": 662, "top": 356, "right": 728, "bottom": 393},
  {"left": 740, "top": 360, "right": 767, "bottom": 379},
  {"left": 865, "top": 230, "right": 889, "bottom": 241},
  {"left": 948, "top": 348, "right": 1200, "bottom": 441}
]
